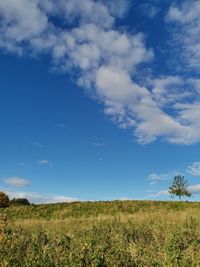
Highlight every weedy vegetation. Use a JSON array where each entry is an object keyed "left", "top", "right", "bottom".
[{"left": 1, "top": 200, "right": 200, "bottom": 266}]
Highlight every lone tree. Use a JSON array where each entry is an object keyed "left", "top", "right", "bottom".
[
  {"left": 169, "top": 175, "right": 191, "bottom": 199},
  {"left": 0, "top": 192, "right": 9, "bottom": 208}
]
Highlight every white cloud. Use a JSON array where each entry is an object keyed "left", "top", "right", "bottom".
[
  {"left": 188, "top": 184, "right": 200, "bottom": 194},
  {"left": 103, "top": 0, "right": 131, "bottom": 19},
  {"left": 166, "top": 0, "right": 200, "bottom": 72},
  {"left": 147, "top": 171, "right": 181, "bottom": 186},
  {"left": 92, "top": 142, "right": 105, "bottom": 147},
  {"left": 187, "top": 78, "right": 200, "bottom": 94},
  {"left": 45, "top": 0, "right": 115, "bottom": 29},
  {"left": 96, "top": 67, "right": 136, "bottom": 102},
  {"left": 4, "top": 177, "right": 31, "bottom": 187},
  {"left": 0, "top": 0, "right": 48, "bottom": 54},
  {"left": 37, "top": 160, "right": 49, "bottom": 165},
  {"left": 1, "top": 0, "right": 200, "bottom": 144},
  {"left": 148, "top": 76, "right": 185, "bottom": 106},
  {"left": 148, "top": 173, "right": 170, "bottom": 181},
  {"left": 147, "top": 190, "right": 169, "bottom": 198},
  {"left": 187, "top": 162, "right": 200, "bottom": 176}
]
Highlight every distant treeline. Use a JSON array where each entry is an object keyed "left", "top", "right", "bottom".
[{"left": 0, "top": 191, "right": 30, "bottom": 208}]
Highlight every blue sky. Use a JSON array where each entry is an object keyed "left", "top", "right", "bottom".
[{"left": 1, "top": 0, "right": 200, "bottom": 203}]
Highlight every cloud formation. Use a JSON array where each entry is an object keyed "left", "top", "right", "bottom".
[
  {"left": 4, "top": 177, "right": 31, "bottom": 187},
  {"left": 37, "top": 160, "right": 49, "bottom": 165},
  {"left": 166, "top": 0, "right": 200, "bottom": 71},
  {"left": 148, "top": 173, "right": 170, "bottom": 181},
  {"left": 1, "top": 0, "right": 200, "bottom": 144},
  {"left": 188, "top": 184, "right": 200, "bottom": 194}
]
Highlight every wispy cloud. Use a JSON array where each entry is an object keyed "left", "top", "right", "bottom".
[
  {"left": 148, "top": 173, "right": 170, "bottom": 181},
  {"left": 147, "top": 190, "right": 169, "bottom": 198},
  {"left": 4, "top": 177, "right": 31, "bottom": 187},
  {"left": 92, "top": 142, "right": 105, "bottom": 147},
  {"left": 37, "top": 160, "right": 49, "bottom": 165},
  {"left": 147, "top": 171, "right": 181, "bottom": 185},
  {"left": 37, "top": 160, "right": 53, "bottom": 168},
  {"left": 187, "top": 162, "right": 200, "bottom": 176},
  {"left": 166, "top": 0, "right": 200, "bottom": 72},
  {"left": 188, "top": 184, "right": 200, "bottom": 194}
]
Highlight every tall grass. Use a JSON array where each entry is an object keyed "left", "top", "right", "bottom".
[{"left": 1, "top": 200, "right": 200, "bottom": 266}]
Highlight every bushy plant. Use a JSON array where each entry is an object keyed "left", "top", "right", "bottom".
[{"left": 0, "top": 191, "right": 9, "bottom": 208}]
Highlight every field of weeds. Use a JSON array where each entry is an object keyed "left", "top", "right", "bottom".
[{"left": 1, "top": 200, "right": 200, "bottom": 266}]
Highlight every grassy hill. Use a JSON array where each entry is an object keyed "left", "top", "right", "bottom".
[
  {"left": 1, "top": 200, "right": 200, "bottom": 266},
  {"left": 4, "top": 199, "right": 200, "bottom": 220}
]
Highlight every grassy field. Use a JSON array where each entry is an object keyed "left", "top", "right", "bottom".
[{"left": 1, "top": 200, "right": 200, "bottom": 266}]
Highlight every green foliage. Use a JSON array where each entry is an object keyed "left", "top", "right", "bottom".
[
  {"left": 10, "top": 198, "right": 30, "bottom": 206},
  {"left": 0, "top": 192, "right": 9, "bottom": 208},
  {"left": 169, "top": 176, "right": 192, "bottom": 199}
]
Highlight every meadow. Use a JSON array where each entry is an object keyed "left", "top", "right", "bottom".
[{"left": 1, "top": 200, "right": 200, "bottom": 266}]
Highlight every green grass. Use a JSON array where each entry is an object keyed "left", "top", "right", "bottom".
[
  {"left": 1, "top": 200, "right": 200, "bottom": 266},
  {"left": 4, "top": 200, "right": 199, "bottom": 220}
]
